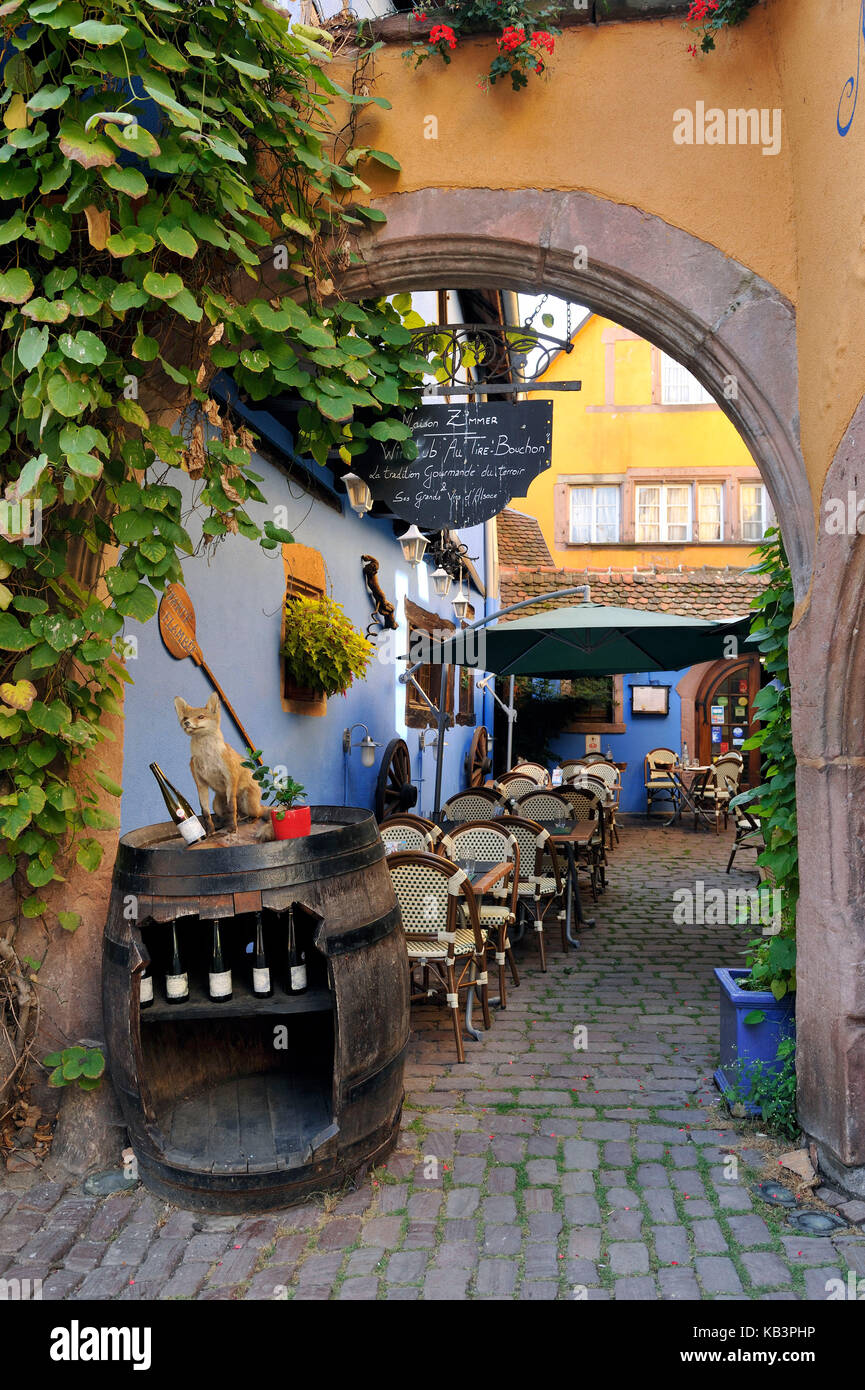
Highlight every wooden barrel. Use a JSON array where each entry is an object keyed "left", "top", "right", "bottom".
[{"left": 103, "top": 808, "right": 410, "bottom": 1213}]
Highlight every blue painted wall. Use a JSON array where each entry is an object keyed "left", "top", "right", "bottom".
[
  {"left": 119, "top": 397, "right": 491, "bottom": 834},
  {"left": 549, "top": 672, "right": 683, "bottom": 813}
]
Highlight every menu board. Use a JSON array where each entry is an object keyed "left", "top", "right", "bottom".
[{"left": 353, "top": 402, "right": 553, "bottom": 529}]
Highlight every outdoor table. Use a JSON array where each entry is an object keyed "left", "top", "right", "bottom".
[
  {"left": 546, "top": 822, "right": 597, "bottom": 944},
  {"left": 661, "top": 764, "right": 715, "bottom": 831}
]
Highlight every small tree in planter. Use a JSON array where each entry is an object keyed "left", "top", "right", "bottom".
[
  {"left": 716, "top": 528, "right": 797, "bottom": 1116},
  {"left": 243, "top": 754, "right": 309, "bottom": 840}
]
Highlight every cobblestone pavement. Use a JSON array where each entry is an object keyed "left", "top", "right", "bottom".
[{"left": 2, "top": 821, "right": 864, "bottom": 1301}]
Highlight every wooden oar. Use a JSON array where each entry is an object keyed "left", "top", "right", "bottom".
[{"left": 158, "top": 583, "right": 261, "bottom": 762}]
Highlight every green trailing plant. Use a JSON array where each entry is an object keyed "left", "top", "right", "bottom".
[
  {"left": 281, "top": 592, "right": 373, "bottom": 697},
  {"left": 730, "top": 526, "right": 797, "bottom": 1002},
  {"left": 242, "top": 753, "right": 306, "bottom": 813},
  {"left": 727, "top": 1036, "right": 798, "bottom": 1141},
  {"left": 685, "top": 0, "right": 758, "bottom": 55},
  {"left": 0, "top": 1, "right": 442, "bottom": 1113},
  {"left": 403, "top": 1, "right": 562, "bottom": 93}
]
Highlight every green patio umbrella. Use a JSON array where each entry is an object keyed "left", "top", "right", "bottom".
[{"left": 438, "top": 601, "right": 753, "bottom": 678}]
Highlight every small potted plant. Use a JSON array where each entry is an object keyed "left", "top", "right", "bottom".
[{"left": 243, "top": 752, "right": 310, "bottom": 840}]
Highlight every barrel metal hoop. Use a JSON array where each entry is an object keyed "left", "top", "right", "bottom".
[
  {"left": 324, "top": 903, "right": 402, "bottom": 958},
  {"left": 343, "top": 1037, "right": 409, "bottom": 1105}
]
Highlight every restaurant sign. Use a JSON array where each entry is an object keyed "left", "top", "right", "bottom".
[{"left": 353, "top": 402, "right": 553, "bottom": 529}]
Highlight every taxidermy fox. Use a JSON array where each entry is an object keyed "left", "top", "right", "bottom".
[{"left": 174, "top": 693, "right": 267, "bottom": 836}]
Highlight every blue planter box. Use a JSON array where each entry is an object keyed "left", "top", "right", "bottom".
[{"left": 714, "top": 967, "right": 795, "bottom": 1114}]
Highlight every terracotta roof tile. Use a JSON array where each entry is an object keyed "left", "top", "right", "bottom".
[
  {"left": 496, "top": 508, "right": 553, "bottom": 569},
  {"left": 500, "top": 564, "right": 761, "bottom": 622}
]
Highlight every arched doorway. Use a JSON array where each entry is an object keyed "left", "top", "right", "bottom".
[
  {"left": 308, "top": 188, "right": 865, "bottom": 1190},
  {"left": 695, "top": 657, "right": 763, "bottom": 786}
]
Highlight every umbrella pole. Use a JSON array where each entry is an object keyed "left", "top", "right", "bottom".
[
  {"left": 432, "top": 662, "right": 450, "bottom": 818},
  {"left": 506, "top": 675, "right": 515, "bottom": 769}
]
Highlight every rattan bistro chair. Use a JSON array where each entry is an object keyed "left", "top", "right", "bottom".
[
  {"left": 549, "top": 785, "right": 606, "bottom": 899},
  {"left": 726, "top": 779, "right": 764, "bottom": 874},
  {"left": 380, "top": 816, "right": 437, "bottom": 854},
  {"left": 387, "top": 850, "right": 490, "bottom": 1064},
  {"left": 694, "top": 762, "right": 735, "bottom": 833},
  {"left": 498, "top": 815, "right": 566, "bottom": 970},
  {"left": 579, "top": 763, "right": 621, "bottom": 846},
  {"left": 495, "top": 772, "right": 539, "bottom": 809},
  {"left": 510, "top": 760, "right": 551, "bottom": 787},
  {"left": 441, "top": 788, "right": 505, "bottom": 823},
  {"left": 439, "top": 821, "right": 521, "bottom": 1006},
  {"left": 645, "top": 747, "right": 679, "bottom": 818}
]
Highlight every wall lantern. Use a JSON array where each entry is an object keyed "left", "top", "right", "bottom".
[
  {"left": 342, "top": 472, "right": 373, "bottom": 517},
  {"left": 343, "top": 722, "right": 380, "bottom": 768},
  {"left": 399, "top": 525, "right": 428, "bottom": 567},
  {"left": 431, "top": 566, "right": 452, "bottom": 598},
  {"left": 452, "top": 577, "right": 471, "bottom": 622}
]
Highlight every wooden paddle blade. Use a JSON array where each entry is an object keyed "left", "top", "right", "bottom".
[{"left": 159, "top": 583, "right": 200, "bottom": 661}]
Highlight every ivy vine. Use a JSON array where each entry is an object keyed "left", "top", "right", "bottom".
[{"left": 0, "top": 0, "right": 443, "bottom": 1117}]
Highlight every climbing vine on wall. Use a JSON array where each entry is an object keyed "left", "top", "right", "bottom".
[{"left": 0, "top": 0, "right": 443, "bottom": 1116}]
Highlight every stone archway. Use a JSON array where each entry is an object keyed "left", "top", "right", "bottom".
[
  {"left": 326, "top": 188, "right": 865, "bottom": 1191},
  {"left": 333, "top": 188, "right": 812, "bottom": 601}
]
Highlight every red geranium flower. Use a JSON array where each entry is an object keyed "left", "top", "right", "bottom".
[
  {"left": 430, "top": 22, "right": 457, "bottom": 48},
  {"left": 498, "top": 25, "right": 526, "bottom": 52},
  {"left": 687, "top": 0, "right": 718, "bottom": 19},
  {"left": 530, "top": 30, "right": 555, "bottom": 55}
]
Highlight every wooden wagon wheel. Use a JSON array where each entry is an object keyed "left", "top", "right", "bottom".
[
  {"left": 375, "top": 738, "right": 418, "bottom": 821},
  {"left": 464, "top": 726, "right": 492, "bottom": 787}
]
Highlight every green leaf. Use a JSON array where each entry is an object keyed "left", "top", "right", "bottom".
[
  {"left": 75, "top": 838, "right": 102, "bottom": 872},
  {"left": 366, "top": 148, "right": 400, "bottom": 171},
  {"left": 21, "top": 297, "right": 69, "bottom": 324},
  {"left": 69, "top": 19, "right": 128, "bottom": 42},
  {"left": 67, "top": 452, "right": 103, "bottom": 479},
  {"left": 21, "top": 894, "right": 47, "bottom": 918},
  {"left": 101, "top": 163, "right": 149, "bottom": 197},
  {"left": 142, "top": 271, "right": 184, "bottom": 300},
  {"left": 93, "top": 770, "right": 123, "bottom": 797},
  {"left": 224, "top": 55, "right": 269, "bottom": 79},
  {"left": 0, "top": 268, "right": 34, "bottom": 304},
  {"left": 47, "top": 374, "right": 90, "bottom": 417},
  {"left": 58, "top": 910, "right": 80, "bottom": 933},
  {"left": 58, "top": 120, "right": 116, "bottom": 169},
  {"left": 115, "top": 583, "right": 158, "bottom": 622},
  {"left": 157, "top": 218, "right": 198, "bottom": 257},
  {"left": 58, "top": 330, "right": 106, "bottom": 366},
  {"left": 113, "top": 511, "right": 155, "bottom": 544},
  {"left": 0, "top": 210, "right": 27, "bottom": 246},
  {"left": 80, "top": 1050, "right": 105, "bottom": 1079},
  {"left": 17, "top": 453, "right": 48, "bottom": 494},
  {"left": 27, "top": 84, "right": 70, "bottom": 112},
  {"left": 59, "top": 423, "right": 109, "bottom": 457},
  {"left": 0, "top": 612, "right": 36, "bottom": 650},
  {"left": 110, "top": 282, "right": 149, "bottom": 313},
  {"left": 18, "top": 326, "right": 49, "bottom": 371},
  {"left": 166, "top": 289, "right": 202, "bottom": 322},
  {"left": 29, "top": 699, "right": 70, "bottom": 735}
]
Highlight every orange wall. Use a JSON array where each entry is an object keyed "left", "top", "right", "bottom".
[{"left": 346, "top": 0, "right": 865, "bottom": 513}]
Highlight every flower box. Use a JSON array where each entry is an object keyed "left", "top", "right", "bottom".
[{"left": 713, "top": 967, "right": 795, "bottom": 1114}]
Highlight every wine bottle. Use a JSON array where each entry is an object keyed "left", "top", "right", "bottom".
[
  {"left": 208, "top": 920, "right": 232, "bottom": 1001},
  {"left": 251, "top": 911, "right": 272, "bottom": 999},
  {"left": 139, "top": 962, "right": 154, "bottom": 1010},
  {"left": 165, "top": 924, "right": 189, "bottom": 1003},
  {"left": 149, "top": 762, "right": 206, "bottom": 845},
  {"left": 286, "top": 907, "right": 307, "bottom": 995}
]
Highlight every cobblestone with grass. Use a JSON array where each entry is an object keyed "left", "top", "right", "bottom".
[{"left": 2, "top": 821, "right": 863, "bottom": 1301}]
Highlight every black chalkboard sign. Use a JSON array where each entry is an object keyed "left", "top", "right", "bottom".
[{"left": 354, "top": 401, "right": 553, "bottom": 529}]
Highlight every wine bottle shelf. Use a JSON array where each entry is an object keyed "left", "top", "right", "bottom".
[{"left": 141, "top": 977, "right": 332, "bottom": 1023}]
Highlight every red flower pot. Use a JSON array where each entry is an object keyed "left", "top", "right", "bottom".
[{"left": 271, "top": 805, "right": 311, "bottom": 840}]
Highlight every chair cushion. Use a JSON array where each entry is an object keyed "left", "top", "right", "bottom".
[{"left": 405, "top": 927, "right": 487, "bottom": 959}]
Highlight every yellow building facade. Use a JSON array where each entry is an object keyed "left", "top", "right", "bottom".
[{"left": 510, "top": 315, "right": 769, "bottom": 571}]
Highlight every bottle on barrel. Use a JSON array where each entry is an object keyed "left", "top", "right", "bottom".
[
  {"left": 286, "top": 906, "right": 307, "bottom": 995},
  {"left": 251, "top": 911, "right": 272, "bottom": 999},
  {"left": 165, "top": 924, "right": 189, "bottom": 1004},
  {"left": 139, "top": 962, "right": 154, "bottom": 1010},
  {"left": 208, "top": 920, "right": 232, "bottom": 1001},
  {"left": 150, "top": 763, "right": 206, "bottom": 845}
]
